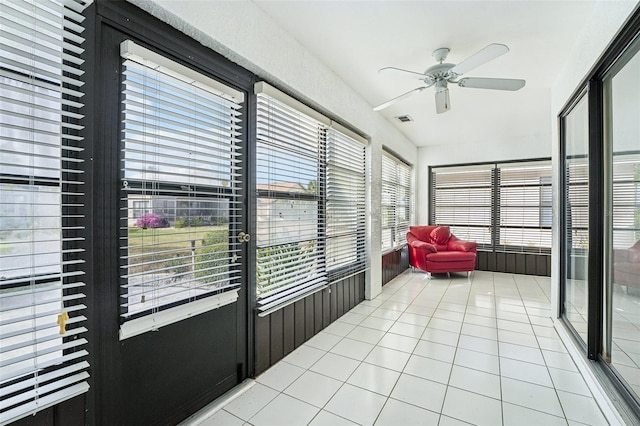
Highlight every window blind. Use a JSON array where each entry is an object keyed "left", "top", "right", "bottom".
[
  {"left": 0, "top": 0, "right": 89, "bottom": 423},
  {"left": 326, "top": 127, "right": 367, "bottom": 281},
  {"left": 430, "top": 164, "right": 493, "bottom": 247},
  {"left": 382, "top": 151, "right": 412, "bottom": 252},
  {"left": 431, "top": 160, "right": 553, "bottom": 252},
  {"left": 566, "top": 158, "right": 589, "bottom": 250},
  {"left": 611, "top": 152, "right": 640, "bottom": 248},
  {"left": 119, "top": 41, "right": 244, "bottom": 324},
  {"left": 255, "top": 90, "right": 327, "bottom": 313},
  {"left": 498, "top": 161, "right": 552, "bottom": 253}
]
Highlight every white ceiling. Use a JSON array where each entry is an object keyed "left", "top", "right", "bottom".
[{"left": 252, "top": 1, "right": 600, "bottom": 147}]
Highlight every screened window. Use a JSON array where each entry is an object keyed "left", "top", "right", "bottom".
[
  {"left": 0, "top": 0, "right": 89, "bottom": 423},
  {"left": 255, "top": 83, "right": 368, "bottom": 314},
  {"left": 118, "top": 41, "right": 244, "bottom": 334},
  {"left": 381, "top": 151, "right": 412, "bottom": 252},
  {"left": 431, "top": 159, "right": 552, "bottom": 253}
]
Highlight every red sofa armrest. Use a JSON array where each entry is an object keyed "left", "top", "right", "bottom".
[
  {"left": 410, "top": 240, "right": 437, "bottom": 253},
  {"left": 447, "top": 235, "right": 478, "bottom": 253}
]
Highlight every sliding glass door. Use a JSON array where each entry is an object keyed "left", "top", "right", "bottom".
[
  {"left": 560, "top": 8, "right": 640, "bottom": 415},
  {"left": 604, "top": 37, "right": 640, "bottom": 402}
]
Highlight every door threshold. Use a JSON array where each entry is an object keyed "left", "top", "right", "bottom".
[{"left": 178, "top": 379, "right": 256, "bottom": 425}]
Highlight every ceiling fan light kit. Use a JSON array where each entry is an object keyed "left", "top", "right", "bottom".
[{"left": 375, "top": 43, "right": 526, "bottom": 114}]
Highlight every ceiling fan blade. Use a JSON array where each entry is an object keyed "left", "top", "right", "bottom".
[
  {"left": 449, "top": 43, "right": 509, "bottom": 76},
  {"left": 458, "top": 77, "right": 526, "bottom": 91},
  {"left": 435, "top": 89, "right": 450, "bottom": 114},
  {"left": 379, "top": 67, "right": 433, "bottom": 81},
  {"left": 373, "top": 86, "right": 429, "bottom": 111}
]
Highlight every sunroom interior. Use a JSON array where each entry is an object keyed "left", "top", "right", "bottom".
[{"left": 1, "top": 0, "right": 640, "bottom": 425}]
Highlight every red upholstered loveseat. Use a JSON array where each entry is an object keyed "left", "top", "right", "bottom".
[
  {"left": 613, "top": 240, "right": 640, "bottom": 290},
  {"left": 406, "top": 225, "right": 478, "bottom": 276}
]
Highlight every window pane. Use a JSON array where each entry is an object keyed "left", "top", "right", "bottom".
[
  {"left": 563, "top": 94, "right": 589, "bottom": 343},
  {"left": 0, "top": 184, "right": 61, "bottom": 279},
  {"left": 0, "top": 77, "right": 61, "bottom": 179},
  {"left": 122, "top": 195, "right": 234, "bottom": 317},
  {"left": 256, "top": 198, "right": 319, "bottom": 246}
]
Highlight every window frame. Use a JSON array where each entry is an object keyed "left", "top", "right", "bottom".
[
  {"left": 430, "top": 158, "right": 553, "bottom": 255},
  {"left": 116, "top": 40, "right": 245, "bottom": 337}
]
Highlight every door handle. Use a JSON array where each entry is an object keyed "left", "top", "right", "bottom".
[{"left": 238, "top": 232, "right": 251, "bottom": 243}]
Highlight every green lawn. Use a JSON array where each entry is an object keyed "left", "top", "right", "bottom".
[{"left": 126, "top": 225, "right": 229, "bottom": 277}]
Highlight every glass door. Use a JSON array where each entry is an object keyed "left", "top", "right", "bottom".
[{"left": 604, "top": 38, "right": 640, "bottom": 404}]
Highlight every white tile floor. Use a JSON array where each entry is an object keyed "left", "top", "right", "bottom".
[{"left": 188, "top": 270, "right": 612, "bottom": 426}]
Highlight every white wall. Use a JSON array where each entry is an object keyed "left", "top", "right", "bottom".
[{"left": 129, "top": 0, "right": 418, "bottom": 299}]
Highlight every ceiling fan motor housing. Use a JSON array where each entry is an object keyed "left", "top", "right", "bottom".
[{"left": 425, "top": 63, "right": 456, "bottom": 82}]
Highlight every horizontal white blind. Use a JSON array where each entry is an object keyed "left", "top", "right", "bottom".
[
  {"left": 566, "top": 158, "right": 589, "bottom": 250},
  {"left": 119, "top": 41, "right": 244, "bottom": 321},
  {"left": 498, "top": 161, "right": 552, "bottom": 253},
  {"left": 381, "top": 151, "right": 412, "bottom": 252},
  {"left": 431, "top": 164, "right": 494, "bottom": 247},
  {"left": 0, "top": 0, "right": 89, "bottom": 423},
  {"left": 611, "top": 152, "right": 640, "bottom": 248},
  {"left": 255, "top": 90, "right": 326, "bottom": 313},
  {"left": 432, "top": 159, "right": 554, "bottom": 252},
  {"left": 326, "top": 128, "right": 367, "bottom": 281}
]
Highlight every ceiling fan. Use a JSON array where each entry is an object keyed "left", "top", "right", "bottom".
[{"left": 374, "top": 43, "right": 525, "bottom": 114}]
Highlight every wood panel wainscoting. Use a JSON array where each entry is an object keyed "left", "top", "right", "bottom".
[
  {"left": 476, "top": 251, "right": 551, "bottom": 276},
  {"left": 382, "top": 245, "right": 410, "bottom": 286},
  {"left": 382, "top": 245, "right": 550, "bottom": 280},
  {"left": 254, "top": 273, "right": 366, "bottom": 375}
]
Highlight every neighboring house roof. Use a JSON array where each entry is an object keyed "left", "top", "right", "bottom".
[{"left": 256, "top": 182, "right": 307, "bottom": 193}]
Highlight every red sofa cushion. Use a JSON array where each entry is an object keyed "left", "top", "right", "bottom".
[
  {"left": 430, "top": 226, "right": 451, "bottom": 245},
  {"left": 426, "top": 251, "right": 476, "bottom": 263},
  {"left": 448, "top": 236, "right": 478, "bottom": 253},
  {"left": 409, "top": 239, "right": 437, "bottom": 253},
  {"left": 409, "top": 225, "right": 437, "bottom": 242}
]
